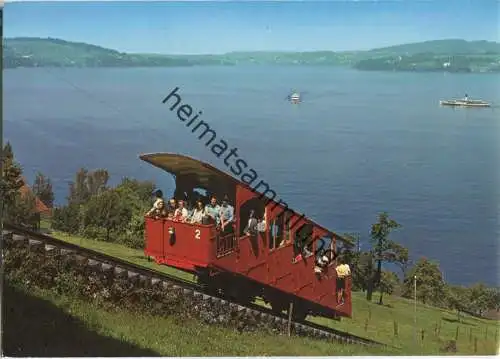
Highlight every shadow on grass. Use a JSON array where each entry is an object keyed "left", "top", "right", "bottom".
[
  {"left": 2, "top": 283, "right": 160, "bottom": 357},
  {"left": 441, "top": 317, "right": 477, "bottom": 326}
]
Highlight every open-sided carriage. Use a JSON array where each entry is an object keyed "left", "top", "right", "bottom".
[{"left": 141, "top": 152, "right": 353, "bottom": 321}]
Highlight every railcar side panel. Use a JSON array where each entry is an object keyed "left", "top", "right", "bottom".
[
  {"left": 268, "top": 247, "right": 292, "bottom": 284},
  {"left": 141, "top": 153, "right": 353, "bottom": 319},
  {"left": 145, "top": 218, "right": 165, "bottom": 260},
  {"left": 237, "top": 235, "right": 267, "bottom": 274},
  {"left": 146, "top": 217, "right": 217, "bottom": 271},
  {"left": 275, "top": 272, "right": 295, "bottom": 290}
]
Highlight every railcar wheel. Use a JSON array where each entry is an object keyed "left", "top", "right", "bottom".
[
  {"left": 214, "top": 274, "right": 256, "bottom": 306},
  {"left": 270, "top": 301, "right": 287, "bottom": 315},
  {"left": 196, "top": 272, "right": 219, "bottom": 296},
  {"left": 224, "top": 287, "right": 254, "bottom": 306},
  {"left": 290, "top": 303, "right": 308, "bottom": 322}
]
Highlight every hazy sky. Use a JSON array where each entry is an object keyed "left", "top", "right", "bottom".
[{"left": 4, "top": 0, "right": 499, "bottom": 54}]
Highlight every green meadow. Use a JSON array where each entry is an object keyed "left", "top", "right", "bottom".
[{"left": 6, "top": 229, "right": 494, "bottom": 356}]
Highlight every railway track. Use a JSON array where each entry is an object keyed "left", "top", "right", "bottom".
[{"left": 2, "top": 223, "right": 384, "bottom": 348}]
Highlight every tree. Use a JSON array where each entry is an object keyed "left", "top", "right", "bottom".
[
  {"left": 366, "top": 212, "right": 401, "bottom": 301},
  {"left": 402, "top": 257, "right": 445, "bottom": 306},
  {"left": 469, "top": 283, "right": 492, "bottom": 317},
  {"left": 114, "top": 177, "right": 155, "bottom": 243},
  {"left": 5, "top": 191, "right": 39, "bottom": 229},
  {"left": 1, "top": 142, "right": 24, "bottom": 212},
  {"left": 53, "top": 172, "right": 153, "bottom": 246},
  {"left": 51, "top": 203, "right": 81, "bottom": 234},
  {"left": 446, "top": 285, "right": 470, "bottom": 322},
  {"left": 68, "top": 168, "right": 109, "bottom": 205},
  {"left": 86, "top": 169, "right": 109, "bottom": 197},
  {"left": 342, "top": 232, "right": 361, "bottom": 253},
  {"left": 3, "top": 142, "right": 13, "bottom": 159},
  {"left": 68, "top": 168, "right": 90, "bottom": 204},
  {"left": 32, "top": 172, "right": 54, "bottom": 208},
  {"left": 1, "top": 142, "right": 37, "bottom": 226},
  {"left": 351, "top": 251, "right": 374, "bottom": 292},
  {"left": 488, "top": 288, "right": 500, "bottom": 312},
  {"left": 446, "top": 284, "right": 499, "bottom": 319},
  {"left": 83, "top": 189, "right": 130, "bottom": 241},
  {"left": 114, "top": 177, "right": 155, "bottom": 212},
  {"left": 377, "top": 270, "right": 399, "bottom": 305},
  {"left": 337, "top": 235, "right": 363, "bottom": 291},
  {"left": 384, "top": 241, "right": 411, "bottom": 279}
]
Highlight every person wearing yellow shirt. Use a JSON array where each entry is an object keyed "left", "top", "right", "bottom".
[{"left": 335, "top": 260, "right": 351, "bottom": 305}]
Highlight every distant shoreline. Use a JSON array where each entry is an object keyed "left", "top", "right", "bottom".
[
  {"left": 4, "top": 64, "right": 500, "bottom": 74},
  {"left": 4, "top": 37, "right": 500, "bottom": 73}
]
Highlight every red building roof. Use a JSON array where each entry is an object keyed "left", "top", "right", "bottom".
[{"left": 19, "top": 179, "right": 51, "bottom": 215}]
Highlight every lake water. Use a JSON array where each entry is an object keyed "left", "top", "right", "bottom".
[{"left": 4, "top": 66, "right": 499, "bottom": 287}]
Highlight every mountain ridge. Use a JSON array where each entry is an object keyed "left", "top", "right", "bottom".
[{"left": 4, "top": 37, "right": 500, "bottom": 72}]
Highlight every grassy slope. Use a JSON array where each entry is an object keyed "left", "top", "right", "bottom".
[
  {"left": 4, "top": 282, "right": 389, "bottom": 356},
  {"left": 49, "top": 230, "right": 500, "bottom": 355}
]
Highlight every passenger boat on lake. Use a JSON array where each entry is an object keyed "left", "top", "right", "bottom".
[
  {"left": 287, "top": 92, "right": 301, "bottom": 104},
  {"left": 439, "top": 97, "right": 490, "bottom": 108}
]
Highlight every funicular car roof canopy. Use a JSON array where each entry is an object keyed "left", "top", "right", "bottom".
[
  {"left": 139, "top": 152, "right": 353, "bottom": 245},
  {"left": 140, "top": 152, "right": 237, "bottom": 189}
]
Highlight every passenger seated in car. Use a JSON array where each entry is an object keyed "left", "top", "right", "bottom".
[
  {"left": 314, "top": 252, "right": 331, "bottom": 273},
  {"left": 166, "top": 198, "right": 177, "bottom": 219},
  {"left": 296, "top": 238, "right": 312, "bottom": 258},
  {"left": 173, "top": 200, "right": 189, "bottom": 222},
  {"left": 293, "top": 236, "right": 313, "bottom": 263},
  {"left": 145, "top": 189, "right": 165, "bottom": 217},
  {"left": 335, "top": 259, "right": 351, "bottom": 306},
  {"left": 204, "top": 196, "right": 220, "bottom": 225},
  {"left": 219, "top": 195, "right": 234, "bottom": 234},
  {"left": 190, "top": 200, "right": 205, "bottom": 224},
  {"left": 146, "top": 198, "right": 168, "bottom": 219},
  {"left": 186, "top": 199, "right": 195, "bottom": 220},
  {"left": 244, "top": 210, "right": 258, "bottom": 236},
  {"left": 303, "top": 239, "right": 314, "bottom": 257},
  {"left": 257, "top": 211, "right": 266, "bottom": 233}
]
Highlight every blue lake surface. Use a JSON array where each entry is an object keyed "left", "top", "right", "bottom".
[{"left": 4, "top": 66, "right": 499, "bottom": 286}]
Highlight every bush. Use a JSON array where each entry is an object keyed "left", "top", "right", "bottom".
[
  {"left": 52, "top": 172, "right": 153, "bottom": 249},
  {"left": 117, "top": 234, "right": 144, "bottom": 250},
  {"left": 4, "top": 244, "right": 292, "bottom": 336},
  {"left": 52, "top": 204, "right": 81, "bottom": 234}
]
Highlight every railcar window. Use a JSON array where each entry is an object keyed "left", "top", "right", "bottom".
[
  {"left": 330, "top": 236, "right": 337, "bottom": 265},
  {"left": 315, "top": 236, "right": 331, "bottom": 258},
  {"left": 276, "top": 213, "right": 284, "bottom": 245},
  {"left": 238, "top": 197, "right": 266, "bottom": 236},
  {"left": 268, "top": 211, "right": 292, "bottom": 250},
  {"left": 283, "top": 212, "right": 292, "bottom": 245},
  {"left": 268, "top": 218, "right": 278, "bottom": 249},
  {"left": 269, "top": 213, "right": 280, "bottom": 250},
  {"left": 314, "top": 235, "right": 336, "bottom": 267},
  {"left": 293, "top": 223, "right": 313, "bottom": 258}
]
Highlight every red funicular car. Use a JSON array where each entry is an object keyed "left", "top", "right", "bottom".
[{"left": 141, "top": 152, "right": 353, "bottom": 321}]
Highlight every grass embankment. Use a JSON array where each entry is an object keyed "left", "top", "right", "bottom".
[
  {"left": 4, "top": 279, "right": 388, "bottom": 356},
  {"left": 31, "top": 230, "right": 500, "bottom": 355}
]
